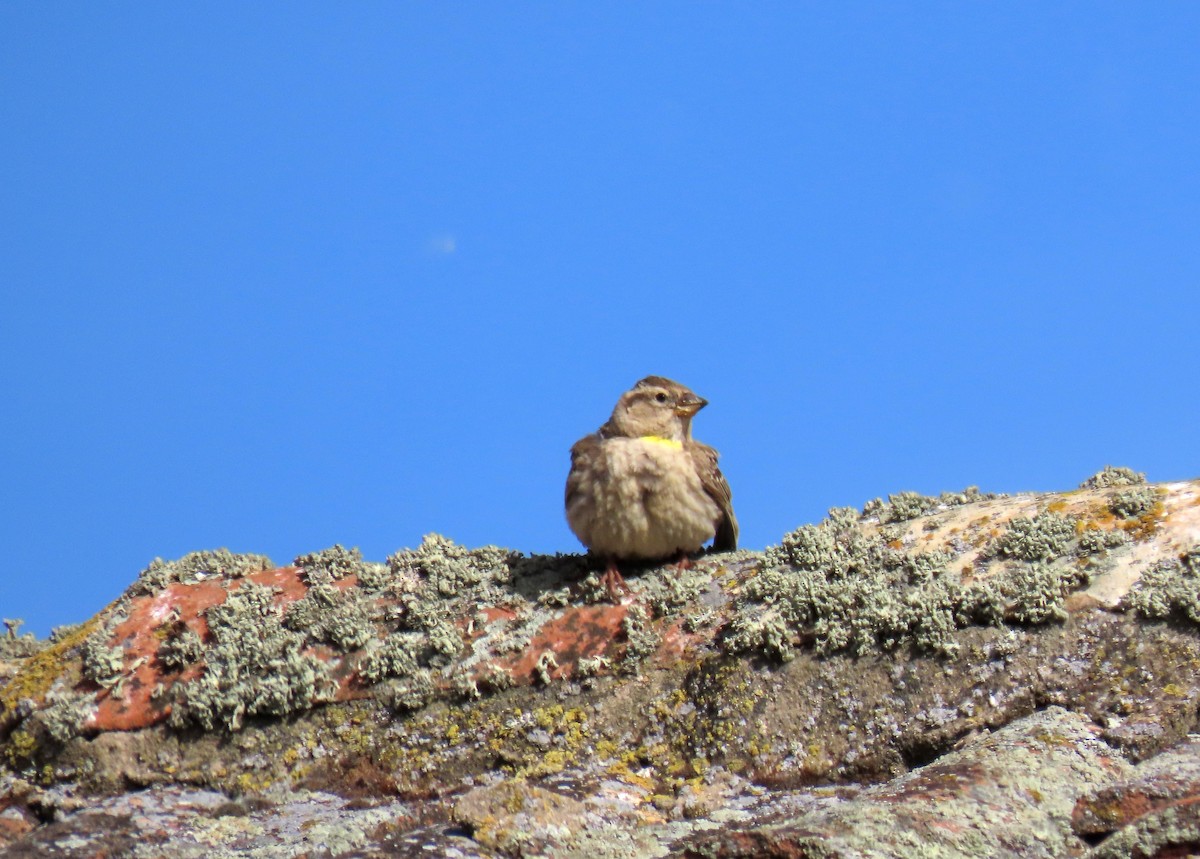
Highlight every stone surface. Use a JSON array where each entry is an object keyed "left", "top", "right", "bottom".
[
  {"left": 0, "top": 474, "right": 1198, "bottom": 856},
  {"left": 680, "top": 707, "right": 1128, "bottom": 858}
]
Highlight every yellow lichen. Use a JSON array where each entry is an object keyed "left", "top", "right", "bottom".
[
  {"left": 2, "top": 728, "right": 38, "bottom": 768},
  {"left": 234, "top": 771, "right": 276, "bottom": 794},
  {"left": 0, "top": 615, "right": 102, "bottom": 711}
]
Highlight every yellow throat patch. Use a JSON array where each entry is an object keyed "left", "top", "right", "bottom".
[{"left": 640, "top": 435, "right": 683, "bottom": 451}]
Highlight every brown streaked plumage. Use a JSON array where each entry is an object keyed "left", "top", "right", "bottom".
[{"left": 565, "top": 376, "right": 738, "bottom": 597}]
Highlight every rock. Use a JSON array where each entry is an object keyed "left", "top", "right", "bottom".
[
  {"left": 0, "top": 801, "right": 35, "bottom": 849},
  {"left": 0, "top": 474, "right": 1199, "bottom": 856},
  {"left": 679, "top": 707, "right": 1130, "bottom": 858},
  {"left": 453, "top": 779, "right": 588, "bottom": 853},
  {"left": 1072, "top": 736, "right": 1200, "bottom": 857}
]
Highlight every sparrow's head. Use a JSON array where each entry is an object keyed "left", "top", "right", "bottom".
[{"left": 606, "top": 376, "right": 707, "bottom": 440}]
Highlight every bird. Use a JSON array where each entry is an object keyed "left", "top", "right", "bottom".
[{"left": 565, "top": 376, "right": 738, "bottom": 599}]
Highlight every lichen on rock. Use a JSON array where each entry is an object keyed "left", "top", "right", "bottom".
[
  {"left": 6, "top": 475, "right": 1200, "bottom": 856},
  {"left": 128, "top": 549, "right": 274, "bottom": 597},
  {"left": 861, "top": 486, "right": 998, "bottom": 524},
  {"left": 283, "top": 583, "right": 375, "bottom": 651},
  {"left": 165, "top": 583, "right": 337, "bottom": 731},
  {"left": 294, "top": 544, "right": 382, "bottom": 587},
  {"left": 1081, "top": 465, "right": 1147, "bottom": 489},
  {"left": 0, "top": 621, "right": 44, "bottom": 661},
  {"left": 388, "top": 533, "right": 516, "bottom": 598},
  {"left": 155, "top": 624, "right": 203, "bottom": 671},
  {"left": 727, "top": 495, "right": 1113, "bottom": 663},
  {"left": 1127, "top": 546, "right": 1200, "bottom": 623},
  {"left": 1077, "top": 526, "right": 1130, "bottom": 555},
  {"left": 1109, "top": 486, "right": 1160, "bottom": 520},
  {"left": 983, "top": 511, "right": 1077, "bottom": 563},
  {"left": 726, "top": 509, "right": 970, "bottom": 659}
]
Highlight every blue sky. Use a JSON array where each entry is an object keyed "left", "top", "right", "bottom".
[{"left": 3, "top": 5, "right": 1198, "bottom": 636}]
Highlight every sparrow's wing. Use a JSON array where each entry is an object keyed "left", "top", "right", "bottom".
[
  {"left": 688, "top": 441, "right": 738, "bottom": 551},
  {"left": 565, "top": 434, "right": 605, "bottom": 510}
]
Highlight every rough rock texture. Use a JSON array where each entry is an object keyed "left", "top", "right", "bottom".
[{"left": 1, "top": 470, "right": 1199, "bottom": 857}]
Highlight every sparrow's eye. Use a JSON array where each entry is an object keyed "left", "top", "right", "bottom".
[{"left": 654, "top": 392, "right": 669, "bottom": 403}]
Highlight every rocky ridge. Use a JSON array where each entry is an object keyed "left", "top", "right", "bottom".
[{"left": 1, "top": 467, "right": 1199, "bottom": 857}]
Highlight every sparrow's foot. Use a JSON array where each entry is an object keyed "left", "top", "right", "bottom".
[
  {"left": 672, "top": 551, "right": 695, "bottom": 571},
  {"left": 602, "top": 560, "right": 631, "bottom": 602}
]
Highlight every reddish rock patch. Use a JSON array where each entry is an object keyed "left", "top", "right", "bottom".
[{"left": 502, "top": 604, "right": 629, "bottom": 683}]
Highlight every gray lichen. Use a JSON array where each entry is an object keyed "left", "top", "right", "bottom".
[
  {"left": 389, "top": 534, "right": 517, "bottom": 598},
  {"left": 1077, "top": 527, "right": 1130, "bottom": 555},
  {"left": 33, "top": 689, "right": 95, "bottom": 743},
  {"left": 575, "top": 656, "right": 611, "bottom": 678},
  {"left": 378, "top": 670, "right": 434, "bottom": 713},
  {"left": 1109, "top": 487, "right": 1159, "bottom": 520},
  {"left": 166, "top": 583, "right": 337, "bottom": 731},
  {"left": 621, "top": 605, "right": 661, "bottom": 669},
  {"left": 641, "top": 563, "right": 713, "bottom": 618},
  {"left": 355, "top": 560, "right": 396, "bottom": 592},
  {"left": 129, "top": 550, "right": 274, "bottom": 597},
  {"left": 533, "top": 650, "right": 560, "bottom": 685},
  {"left": 1127, "top": 547, "right": 1200, "bottom": 623},
  {"left": 357, "top": 633, "right": 423, "bottom": 684},
  {"left": 478, "top": 663, "right": 515, "bottom": 691},
  {"left": 143, "top": 537, "right": 515, "bottom": 732},
  {"left": 863, "top": 492, "right": 940, "bottom": 523},
  {"left": 283, "top": 583, "right": 375, "bottom": 651},
  {"left": 294, "top": 544, "right": 374, "bottom": 586},
  {"left": 862, "top": 487, "right": 998, "bottom": 524},
  {"left": 727, "top": 501, "right": 1097, "bottom": 662},
  {"left": 1001, "top": 562, "right": 1072, "bottom": 624},
  {"left": 450, "top": 665, "right": 482, "bottom": 699},
  {"left": 728, "top": 513, "right": 965, "bottom": 658},
  {"left": 48, "top": 622, "right": 85, "bottom": 643},
  {"left": 81, "top": 628, "right": 126, "bottom": 691},
  {"left": 0, "top": 619, "right": 45, "bottom": 660},
  {"left": 424, "top": 618, "right": 466, "bottom": 662},
  {"left": 723, "top": 610, "right": 795, "bottom": 662},
  {"left": 156, "top": 625, "right": 205, "bottom": 671},
  {"left": 984, "top": 512, "right": 1077, "bottom": 563},
  {"left": 1080, "top": 465, "right": 1147, "bottom": 489}
]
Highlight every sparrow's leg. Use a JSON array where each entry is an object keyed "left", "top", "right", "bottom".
[
  {"left": 602, "top": 559, "right": 631, "bottom": 601},
  {"left": 672, "top": 551, "right": 694, "bottom": 571}
]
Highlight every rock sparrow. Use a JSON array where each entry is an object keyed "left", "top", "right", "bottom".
[{"left": 565, "top": 376, "right": 738, "bottom": 597}]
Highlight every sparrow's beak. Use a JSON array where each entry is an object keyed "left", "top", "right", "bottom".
[{"left": 675, "top": 395, "right": 707, "bottom": 418}]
